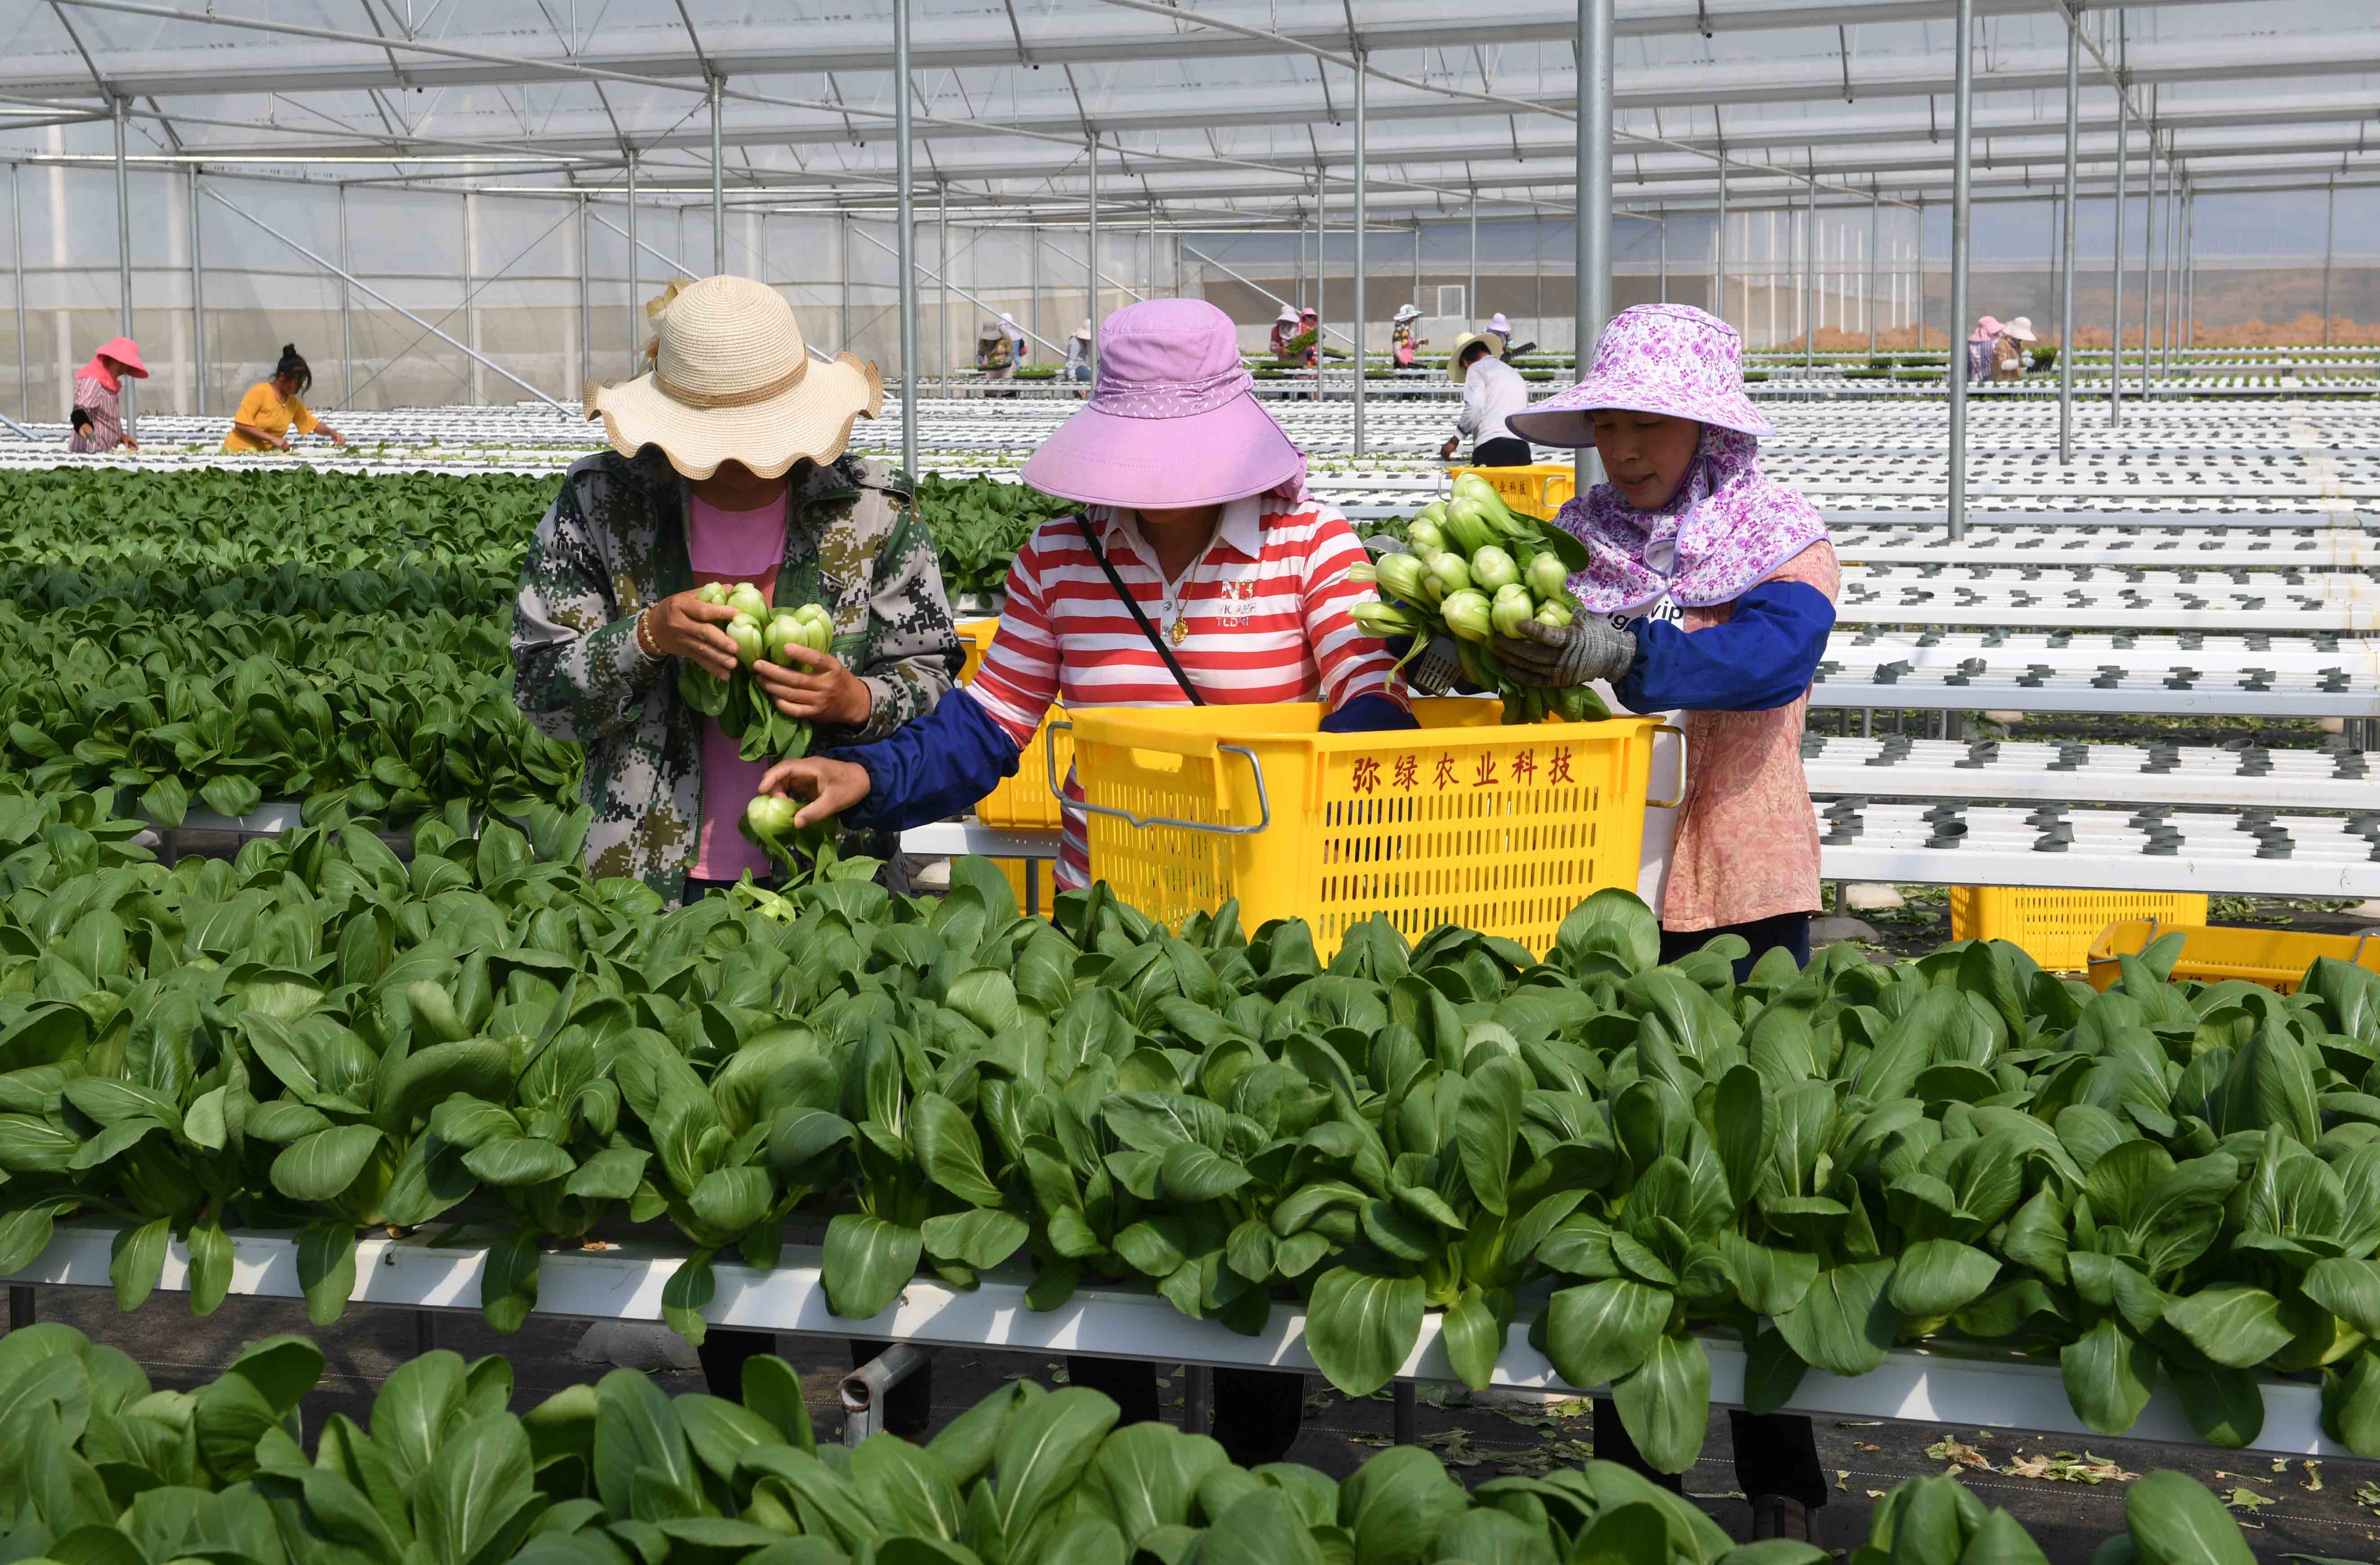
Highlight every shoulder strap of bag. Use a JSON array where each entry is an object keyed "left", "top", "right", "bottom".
[{"left": 1073, "top": 516, "right": 1205, "bottom": 706}]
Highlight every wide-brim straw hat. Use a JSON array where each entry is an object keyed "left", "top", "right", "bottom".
[
  {"left": 1505, "top": 303, "right": 1774, "bottom": 446},
  {"left": 586, "top": 275, "right": 881, "bottom": 481},
  {"left": 1393, "top": 304, "right": 1423, "bottom": 322},
  {"left": 2003, "top": 317, "right": 2039, "bottom": 342},
  {"left": 1275, "top": 304, "right": 1300, "bottom": 326},
  {"left": 1447, "top": 331, "right": 1502, "bottom": 384},
  {"left": 1020, "top": 298, "right": 1302, "bottom": 510}
]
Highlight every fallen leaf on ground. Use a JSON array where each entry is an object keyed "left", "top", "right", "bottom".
[
  {"left": 1927, "top": 1437, "right": 1992, "bottom": 1472},
  {"left": 2002, "top": 1451, "right": 2138, "bottom": 1485}
]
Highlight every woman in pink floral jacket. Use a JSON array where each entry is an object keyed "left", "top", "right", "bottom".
[{"left": 1493, "top": 302, "right": 1839, "bottom": 1544}]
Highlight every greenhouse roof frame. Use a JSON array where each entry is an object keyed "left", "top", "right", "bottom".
[{"left": 0, "top": 0, "right": 2366, "bottom": 224}]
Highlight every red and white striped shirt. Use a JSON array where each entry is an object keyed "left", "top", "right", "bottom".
[{"left": 971, "top": 496, "right": 1405, "bottom": 888}]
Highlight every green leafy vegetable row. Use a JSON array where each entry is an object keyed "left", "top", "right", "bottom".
[
  {"left": 0, "top": 1320, "right": 2271, "bottom": 1565},
  {"left": 1, "top": 468, "right": 1072, "bottom": 611},
  {"left": 0, "top": 605, "right": 579, "bottom": 827},
  {"left": 9, "top": 787, "right": 2380, "bottom": 1471}
]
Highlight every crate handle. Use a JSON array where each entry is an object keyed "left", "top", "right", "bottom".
[
  {"left": 1044, "top": 722, "right": 1274, "bottom": 836},
  {"left": 1647, "top": 722, "right": 1690, "bottom": 810}
]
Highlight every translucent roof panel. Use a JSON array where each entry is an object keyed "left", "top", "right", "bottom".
[{"left": 0, "top": 0, "right": 2368, "bottom": 220}]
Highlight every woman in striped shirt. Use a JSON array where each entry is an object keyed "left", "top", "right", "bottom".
[
  {"left": 757, "top": 296, "right": 1412, "bottom": 1462},
  {"left": 67, "top": 336, "right": 146, "bottom": 453}
]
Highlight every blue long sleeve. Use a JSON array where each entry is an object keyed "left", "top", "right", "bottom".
[
  {"left": 1615, "top": 580, "right": 1836, "bottom": 713},
  {"left": 824, "top": 688, "right": 1021, "bottom": 832},
  {"left": 1319, "top": 693, "right": 1420, "bottom": 733}
]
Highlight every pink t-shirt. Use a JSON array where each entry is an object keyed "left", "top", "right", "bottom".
[{"left": 687, "top": 494, "right": 788, "bottom": 882}]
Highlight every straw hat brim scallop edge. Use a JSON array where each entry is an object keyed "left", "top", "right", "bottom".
[{"left": 583, "top": 353, "right": 885, "bottom": 482}]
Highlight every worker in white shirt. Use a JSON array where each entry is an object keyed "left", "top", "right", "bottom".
[{"left": 1439, "top": 331, "right": 1532, "bottom": 465}]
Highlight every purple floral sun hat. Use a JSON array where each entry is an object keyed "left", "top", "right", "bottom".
[
  {"left": 1021, "top": 298, "right": 1304, "bottom": 509},
  {"left": 1505, "top": 303, "right": 1773, "bottom": 448}
]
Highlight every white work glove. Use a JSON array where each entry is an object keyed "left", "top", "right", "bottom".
[{"left": 1495, "top": 617, "right": 1637, "bottom": 687}]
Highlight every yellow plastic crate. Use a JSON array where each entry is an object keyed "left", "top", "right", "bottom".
[
  {"left": 956, "top": 617, "right": 998, "bottom": 684},
  {"left": 1949, "top": 886, "right": 2208, "bottom": 972},
  {"left": 952, "top": 616, "right": 1073, "bottom": 830},
  {"left": 1066, "top": 699, "right": 1669, "bottom": 958},
  {"left": 1453, "top": 463, "right": 1578, "bottom": 520},
  {"left": 2085, "top": 920, "right": 2380, "bottom": 994}
]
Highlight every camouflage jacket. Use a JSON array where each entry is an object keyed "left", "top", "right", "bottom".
[{"left": 512, "top": 448, "right": 961, "bottom": 900}]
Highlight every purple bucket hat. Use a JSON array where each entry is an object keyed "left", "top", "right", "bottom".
[
  {"left": 1505, "top": 303, "right": 1773, "bottom": 447},
  {"left": 1021, "top": 298, "right": 1304, "bottom": 509}
]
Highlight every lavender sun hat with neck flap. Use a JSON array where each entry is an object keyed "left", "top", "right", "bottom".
[
  {"left": 1021, "top": 298, "right": 1306, "bottom": 509},
  {"left": 1507, "top": 304, "right": 1823, "bottom": 614},
  {"left": 1505, "top": 303, "right": 1772, "bottom": 448}
]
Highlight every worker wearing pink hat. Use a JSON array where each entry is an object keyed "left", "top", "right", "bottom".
[{"left": 67, "top": 335, "right": 146, "bottom": 453}]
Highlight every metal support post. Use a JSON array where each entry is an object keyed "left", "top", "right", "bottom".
[
  {"left": 1352, "top": 53, "right": 1367, "bottom": 457},
  {"left": 1183, "top": 1367, "right": 1212, "bottom": 1435},
  {"left": 1713, "top": 156, "right": 1727, "bottom": 326},
  {"left": 1315, "top": 180, "right": 1326, "bottom": 374},
  {"left": 840, "top": 213, "right": 851, "bottom": 353},
  {"left": 17, "top": 164, "right": 31, "bottom": 420},
  {"left": 2162, "top": 162, "right": 2179, "bottom": 377},
  {"left": 2183, "top": 192, "right": 2195, "bottom": 350},
  {"left": 1866, "top": 188, "right": 1880, "bottom": 358},
  {"left": 1467, "top": 194, "right": 1477, "bottom": 326},
  {"left": 1803, "top": 162, "right": 1816, "bottom": 366},
  {"left": 201, "top": 186, "right": 571, "bottom": 414},
  {"left": 2108, "top": 107, "right": 2126, "bottom": 425},
  {"left": 1087, "top": 138, "right": 1100, "bottom": 380},
  {"left": 1025, "top": 220, "right": 1037, "bottom": 359},
  {"left": 1657, "top": 217, "right": 1666, "bottom": 304},
  {"left": 577, "top": 195, "right": 591, "bottom": 389},
  {"left": 2322, "top": 182, "right": 2336, "bottom": 348},
  {"left": 841, "top": 1345, "right": 936, "bottom": 1446},
  {"left": 1946, "top": 0, "right": 1973, "bottom": 540},
  {"left": 709, "top": 72, "right": 724, "bottom": 269},
  {"left": 464, "top": 191, "right": 479, "bottom": 404},
  {"left": 339, "top": 185, "right": 354, "bottom": 408},
  {"left": 626, "top": 152, "right": 640, "bottom": 375},
  {"left": 895, "top": 0, "right": 918, "bottom": 475},
  {"left": 939, "top": 181, "right": 950, "bottom": 394},
  {"left": 1579, "top": 0, "right": 1614, "bottom": 371},
  {"left": 2057, "top": 1, "right": 2079, "bottom": 462},
  {"left": 1411, "top": 217, "right": 1421, "bottom": 310},
  {"left": 113, "top": 95, "right": 134, "bottom": 434},
  {"left": 2140, "top": 120, "right": 2156, "bottom": 397}
]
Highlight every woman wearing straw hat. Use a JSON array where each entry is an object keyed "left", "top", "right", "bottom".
[
  {"left": 751, "top": 297, "right": 1414, "bottom": 1465},
  {"left": 1992, "top": 316, "right": 2037, "bottom": 381},
  {"left": 1440, "top": 331, "right": 1532, "bottom": 467},
  {"left": 67, "top": 335, "right": 145, "bottom": 453},
  {"left": 1391, "top": 302, "right": 1427, "bottom": 369},
  {"left": 513, "top": 274, "right": 963, "bottom": 1423},
  {"left": 975, "top": 318, "right": 1017, "bottom": 396},
  {"left": 1491, "top": 302, "right": 1837, "bottom": 1543},
  {"left": 1964, "top": 315, "right": 2003, "bottom": 383}
]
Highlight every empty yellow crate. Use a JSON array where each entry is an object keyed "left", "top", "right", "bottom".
[
  {"left": 2086, "top": 920, "right": 2380, "bottom": 994},
  {"left": 1454, "top": 463, "right": 1577, "bottom": 520},
  {"left": 953, "top": 617, "right": 1072, "bottom": 830},
  {"left": 1067, "top": 700, "right": 1665, "bottom": 958},
  {"left": 1949, "top": 886, "right": 2208, "bottom": 972}
]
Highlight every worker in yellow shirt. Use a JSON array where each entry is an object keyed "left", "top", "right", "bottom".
[{"left": 222, "top": 344, "right": 347, "bottom": 454}]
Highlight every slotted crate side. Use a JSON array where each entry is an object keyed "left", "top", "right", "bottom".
[
  {"left": 1453, "top": 463, "right": 1578, "bottom": 520},
  {"left": 1950, "top": 886, "right": 2210, "bottom": 971},
  {"left": 1077, "top": 704, "right": 1657, "bottom": 958}
]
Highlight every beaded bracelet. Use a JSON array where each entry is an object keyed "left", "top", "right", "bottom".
[{"left": 634, "top": 608, "right": 662, "bottom": 659}]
